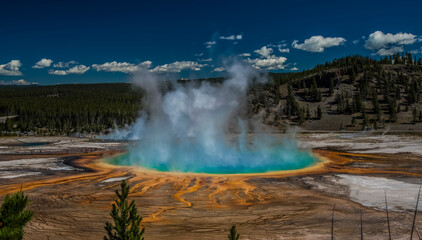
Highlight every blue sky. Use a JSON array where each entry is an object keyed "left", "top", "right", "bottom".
[{"left": 1, "top": 0, "right": 422, "bottom": 85}]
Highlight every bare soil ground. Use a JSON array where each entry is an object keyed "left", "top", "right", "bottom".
[{"left": 1, "top": 134, "right": 422, "bottom": 239}]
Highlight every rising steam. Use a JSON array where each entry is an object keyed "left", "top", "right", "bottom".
[{"left": 106, "top": 63, "right": 315, "bottom": 174}]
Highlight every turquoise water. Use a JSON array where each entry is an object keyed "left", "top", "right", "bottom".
[{"left": 106, "top": 139, "right": 317, "bottom": 174}]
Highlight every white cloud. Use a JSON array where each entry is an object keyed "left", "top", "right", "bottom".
[
  {"left": 248, "top": 45, "right": 289, "bottom": 70},
  {"left": 410, "top": 47, "right": 422, "bottom": 54},
  {"left": 278, "top": 47, "right": 290, "bottom": 53},
  {"left": 364, "top": 31, "right": 417, "bottom": 50},
  {"left": 290, "top": 67, "right": 298, "bottom": 71},
  {"left": 246, "top": 55, "right": 287, "bottom": 70},
  {"left": 49, "top": 65, "right": 90, "bottom": 75},
  {"left": 53, "top": 61, "right": 77, "bottom": 68},
  {"left": 292, "top": 35, "right": 346, "bottom": 52},
  {"left": 254, "top": 46, "right": 273, "bottom": 57},
  {"left": 364, "top": 31, "right": 419, "bottom": 56},
  {"left": 92, "top": 61, "right": 151, "bottom": 73},
  {"left": 267, "top": 42, "right": 290, "bottom": 53},
  {"left": 352, "top": 39, "right": 360, "bottom": 44},
  {"left": 374, "top": 46, "right": 404, "bottom": 56},
  {"left": 194, "top": 53, "right": 204, "bottom": 57},
  {"left": 219, "top": 34, "right": 243, "bottom": 40},
  {"left": 0, "top": 79, "right": 37, "bottom": 85},
  {"left": 212, "top": 67, "right": 225, "bottom": 72},
  {"left": 199, "top": 58, "right": 212, "bottom": 62},
  {"left": 49, "top": 70, "right": 67, "bottom": 75},
  {"left": 0, "top": 60, "right": 22, "bottom": 76},
  {"left": 92, "top": 60, "right": 205, "bottom": 74},
  {"left": 66, "top": 65, "right": 90, "bottom": 74},
  {"left": 151, "top": 61, "right": 206, "bottom": 73},
  {"left": 33, "top": 58, "right": 53, "bottom": 68},
  {"left": 269, "top": 42, "right": 287, "bottom": 47},
  {"left": 238, "top": 53, "right": 251, "bottom": 57},
  {"left": 204, "top": 41, "right": 216, "bottom": 48}
]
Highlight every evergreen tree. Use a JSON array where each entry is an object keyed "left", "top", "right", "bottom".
[
  {"left": 335, "top": 93, "right": 344, "bottom": 113},
  {"left": 353, "top": 93, "right": 363, "bottom": 113},
  {"left": 362, "top": 104, "right": 369, "bottom": 127},
  {"left": 306, "top": 105, "right": 311, "bottom": 120},
  {"left": 351, "top": 116, "right": 356, "bottom": 126},
  {"left": 350, "top": 69, "right": 356, "bottom": 83},
  {"left": 285, "top": 85, "right": 299, "bottom": 118},
  {"left": 389, "top": 98, "right": 398, "bottom": 122},
  {"left": 4, "top": 118, "right": 13, "bottom": 132},
  {"left": 345, "top": 98, "right": 352, "bottom": 114},
  {"left": 329, "top": 79, "right": 334, "bottom": 96},
  {"left": 373, "top": 121, "right": 378, "bottom": 130},
  {"left": 274, "top": 86, "right": 280, "bottom": 104},
  {"left": 0, "top": 191, "right": 34, "bottom": 240},
  {"left": 104, "top": 180, "right": 145, "bottom": 240},
  {"left": 298, "top": 107, "right": 305, "bottom": 125},
  {"left": 228, "top": 225, "right": 240, "bottom": 240},
  {"left": 413, "top": 108, "right": 418, "bottom": 122},
  {"left": 407, "top": 52, "right": 413, "bottom": 65},
  {"left": 317, "top": 105, "right": 323, "bottom": 120},
  {"left": 408, "top": 86, "right": 417, "bottom": 104},
  {"left": 309, "top": 78, "right": 322, "bottom": 102},
  {"left": 372, "top": 90, "right": 380, "bottom": 120}
]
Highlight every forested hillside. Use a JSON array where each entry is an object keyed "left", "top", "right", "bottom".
[
  {"left": 250, "top": 53, "right": 422, "bottom": 131},
  {"left": 0, "top": 84, "right": 143, "bottom": 135},
  {"left": 1, "top": 53, "right": 422, "bottom": 136}
]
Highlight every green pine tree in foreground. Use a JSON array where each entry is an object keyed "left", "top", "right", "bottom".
[
  {"left": 228, "top": 225, "right": 240, "bottom": 240},
  {"left": 104, "top": 180, "right": 145, "bottom": 240},
  {"left": 0, "top": 191, "right": 34, "bottom": 240}
]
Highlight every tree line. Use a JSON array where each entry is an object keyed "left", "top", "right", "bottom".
[{"left": 0, "top": 84, "right": 143, "bottom": 136}]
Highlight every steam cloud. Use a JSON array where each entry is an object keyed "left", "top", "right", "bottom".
[{"left": 107, "top": 63, "right": 315, "bottom": 174}]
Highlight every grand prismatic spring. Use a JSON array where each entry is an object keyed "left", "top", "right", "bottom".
[{"left": 105, "top": 63, "right": 318, "bottom": 174}]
